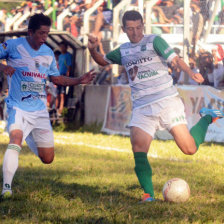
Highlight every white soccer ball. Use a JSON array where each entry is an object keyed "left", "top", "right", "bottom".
[{"left": 162, "top": 178, "right": 190, "bottom": 203}]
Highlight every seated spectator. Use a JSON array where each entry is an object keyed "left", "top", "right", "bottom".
[
  {"left": 190, "top": 1, "right": 204, "bottom": 55},
  {"left": 198, "top": 51, "right": 215, "bottom": 86},
  {"left": 70, "top": 15, "right": 79, "bottom": 38},
  {"left": 217, "top": 6, "right": 224, "bottom": 34},
  {"left": 63, "top": 15, "right": 71, "bottom": 32},
  {"left": 93, "top": 2, "right": 113, "bottom": 35},
  {"left": 152, "top": 6, "right": 170, "bottom": 33},
  {"left": 160, "top": 0, "right": 180, "bottom": 21},
  {"left": 178, "top": 56, "right": 199, "bottom": 85}
]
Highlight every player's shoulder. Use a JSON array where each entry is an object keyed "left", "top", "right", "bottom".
[
  {"left": 144, "top": 34, "right": 159, "bottom": 43},
  {"left": 4, "top": 37, "right": 25, "bottom": 46},
  {"left": 40, "top": 44, "right": 54, "bottom": 55}
]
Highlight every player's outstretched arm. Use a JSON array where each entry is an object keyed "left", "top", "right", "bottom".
[
  {"left": 51, "top": 69, "right": 96, "bottom": 86},
  {"left": 0, "top": 63, "right": 15, "bottom": 77},
  {"left": 171, "top": 56, "right": 204, "bottom": 84},
  {"left": 87, "top": 34, "right": 109, "bottom": 66}
]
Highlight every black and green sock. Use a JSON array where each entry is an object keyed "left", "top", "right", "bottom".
[
  {"left": 190, "top": 115, "right": 212, "bottom": 149},
  {"left": 134, "top": 152, "right": 154, "bottom": 197}
]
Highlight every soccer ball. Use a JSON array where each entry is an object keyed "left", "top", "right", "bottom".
[{"left": 162, "top": 178, "right": 190, "bottom": 203}]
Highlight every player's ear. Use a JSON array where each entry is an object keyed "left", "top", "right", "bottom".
[
  {"left": 27, "top": 29, "right": 34, "bottom": 37},
  {"left": 121, "top": 26, "right": 126, "bottom": 33}
]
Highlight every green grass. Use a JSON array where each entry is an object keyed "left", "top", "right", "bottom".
[{"left": 0, "top": 131, "right": 224, "bottom": 223}]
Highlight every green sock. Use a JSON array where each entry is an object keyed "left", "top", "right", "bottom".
[
  {"left": 134, "top": 152, "right": 154, "bottom": 197},
  {"left": 190, "top": 115, "right": 212, "bottom": 149}
]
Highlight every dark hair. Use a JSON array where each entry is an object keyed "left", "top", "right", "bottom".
[
  {"left": 122, "top": 10, "right": 143, "bottom": 27},
  {"left": 59, "top": 41, "right": 68, "bottom": 48},
  {"left": 28, "top": 13, "right": 51, "bottom": 32},
  {"left": 54, "top": 50, "right": 61, "bottom": 56}
]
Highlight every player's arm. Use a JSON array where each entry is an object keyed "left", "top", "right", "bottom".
[
  {"left": 153, "top": 36, "right": 204, "bottom": 84},
  {"left": 171, "top": 56, "right": 204, "bottom": 84},
  {"left": 88, "top": 34, "right": 122, "bottom": 66},
  {"left": 51, "top": 70, "right": 96, "bottom": 86},
  {"left": 0, "top": 41, "right": 16, "bottom": 76},
  {"left": 0, "top": 63, "right": 15, "bottom": 77},
  {"left": 88, "top": 34, "right": 109, "bottom": 66}
]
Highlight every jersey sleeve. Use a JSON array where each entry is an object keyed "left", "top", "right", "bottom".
[
  {"left": 104, "top": 47, "right": 122, "bottom": 65},
  {"left": 0, "top": 40, "right": 13, "bottom": 59},
  {"left": 153, "top": 36, "right": 176, "bottom": 63},
  {"left": 48, "top": 54, "right": 60, "bottom": 77}
]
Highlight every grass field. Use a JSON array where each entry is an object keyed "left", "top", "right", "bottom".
[{"left": 0, "top": 131, "right": 224, "bottom": 224}]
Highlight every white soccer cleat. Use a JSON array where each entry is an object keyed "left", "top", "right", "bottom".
[{"left": 1, "top": 190, "right": 12, "bottom": 200}]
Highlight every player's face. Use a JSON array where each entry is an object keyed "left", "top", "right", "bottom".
[
  {"left": 29, "top": 25, "right": 50, "bottom": 49},
  {"left": 122, "top": 20, "right": 144, "bottom": 43}
]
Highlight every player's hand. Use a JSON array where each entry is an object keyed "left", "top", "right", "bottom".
[
  {"left": 87, "top": 34, "right": 99, "bottom": 50},
  {"left": 191, "top": 73, "right": 204, "bottom": 84},
  {"left": 1, "top": 64, "right": 16, "bottom": 77},
  {"left": 80, "top": 69, "right": 96, "bottom": 84}
]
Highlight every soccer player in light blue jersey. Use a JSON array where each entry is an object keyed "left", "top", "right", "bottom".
[
  {"left": 0, "top": 13, "right": 95, "bottom": 199},
  {"left": 88, "top": 10, "right": 224, "bottom": 202}
]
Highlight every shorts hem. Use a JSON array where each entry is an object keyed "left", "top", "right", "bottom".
[{"left": 129, "top": 124, "right": 154, "bottom": 139}]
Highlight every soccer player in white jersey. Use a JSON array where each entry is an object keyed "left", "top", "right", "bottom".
[
  {"left": 88, "top": 10, "right": 224, "bottom": 202},
  {"left": 0, "top": 13, "right": 95, "bottom": 199}
]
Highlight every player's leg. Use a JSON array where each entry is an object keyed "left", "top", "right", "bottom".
[
  {"left": 166, "top": 97, "right": 220, "bottom": 153},
  {"left": 1, "top": 129, "right": 22, "bottom": 198},
  {"left": 130, "top": 126, "right": 155, "bottom": 201},
  {"left": 171, "top": 108, "right": 223, "bottom": 153},
  {"left": 170, "top": 124, "right": 197, "bottom": 155},
  {"left": 30, "top": 116, "right": 55, "bottom": 164},
  {"left": 37, "top": 147, "right": 54, "bottom": 164},
  {"left": 129, "top": 107, "right": 158, "bottom": 202},
  {"left": 1, "top": 107, "right": 27, "bottom": 198},
  {"left": 189, "top": 107, "right": 224, "bottom": 149}
]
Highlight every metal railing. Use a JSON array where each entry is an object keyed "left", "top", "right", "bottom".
[{"left": 5, "top": 12, "right": 22, "bottom": 32}]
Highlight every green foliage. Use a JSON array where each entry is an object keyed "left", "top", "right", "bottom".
[
  {"left": 0, "top": 2, "right": 20, "bottom": 12},
  {"left": 0, "top": 132, "right": 224, "bottom": 223}
]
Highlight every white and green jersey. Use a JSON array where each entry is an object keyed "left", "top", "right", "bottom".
[{"left": 104, "top": 35, "right": 178, "bottom": 109}]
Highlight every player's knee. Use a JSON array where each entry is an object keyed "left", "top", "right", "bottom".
[
  {"left": 181, "top": 145, "right": 197, "bottom": 155},
  {"left": 40, "top": 154, "right": 54, "bottom": 164}
]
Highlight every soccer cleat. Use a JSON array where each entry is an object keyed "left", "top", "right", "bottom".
[
  {"left": 199, "top": 107, "right": 224, "bottom": 123},
  {"left": 0, "top": 190, "right": 12, "bottom": 201},
  {"left": 141, "top": 193, "right": 156, "bottom": 203}
]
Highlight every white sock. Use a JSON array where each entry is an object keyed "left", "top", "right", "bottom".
[{"left": 2, "top": 144, "right": 20, "bottom": 194}]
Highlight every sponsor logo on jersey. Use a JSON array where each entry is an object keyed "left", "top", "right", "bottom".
[
  {"left": 22, "top": 71, "right": 46, "bottom": 79},
  {"left": 137, "top": 70, "right": 159, "bottom": 80},
  {"left": 35, "top": 60, "right": 40, "bottom": 69},
  {"left": 1, "top": 42, "right": 8, "bottom": 50},
  {"left": 126, "top": 57, "right": 152, "bottom": 68},
  {"left": 141, "top": 45, "right": 146, "bottom": 51},
  {"left": 21, "top": 94, "right": 46, "bottom": 101},
  {"left": 124, "top": 50, "right": 130, "bottom": 55},
  {"left": 128, "top": 66, "right": 138, "bottom": 81},
  {"left": 21, "top": 81, "right": 45, "bottom": 93}
]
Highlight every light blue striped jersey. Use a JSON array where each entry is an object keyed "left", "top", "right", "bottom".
[
  {"left": 0, "top": 37, "right": 60, "bottom": 112},
  {"left": 104, "top": 35, "right": 178, "bottom": 109}
]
